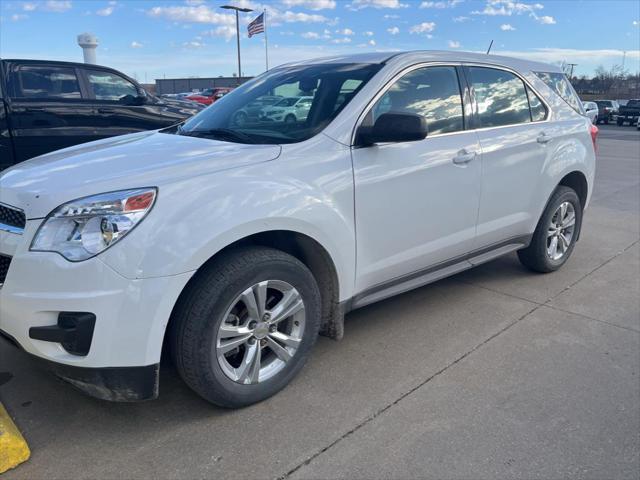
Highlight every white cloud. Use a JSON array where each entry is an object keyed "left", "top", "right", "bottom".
[
  {"left": 448, "top": 40, "right": 460, "bottom": 48},
  {"left": 348, "top": 0, "right": 408, "bottom": 10},
  {"left": 183, "top": 40, "right": 206, "bottom": 49},
  {"left": 11, "top": 13, "right": 28, "bottom": 21},
  {"left": 537, "top": 15, "right": 555, "bottom": 24},
  {"left": 147, "top": 6, "right": 235, "bottom": 25},
  {"left": 130, "top": 41, "right": 144, "bottom": 48},
  {"left": 420, "top": 0, "right": 461, "bottom": 8},
  {"left": 336, "top": 28, "right": 355, "bottom": 35},
  {"left": 410, "top": 22, "right": 436, "bottom": 34},
  {"left": 21, "top": 0, "right": 72, "bottom": 12},
  {"left": 331, "top": 37, "right": 352, "bottom": 44},
  {"left": 185, "top": 0, "right": 205, "bottom": 4},
  {"left": 203, "top": 25, "right": 237, "bottom": 41},
  {"left": 363, "top": 30, "right": 374, "bottom": 36},
  {"left": 383, "top": 13, "right": 399, "bottom": 18},
  {"left": 302, "top": 31, "right": 320, "bottom": 38},
  {"left": 281, "top": 0, "right": 336, "bottom": 10},
  {"left": 633, "top": 20, "right": 639, "bottom": 26},
  {"left": 387, "top": 26, "right": 399, "bottom": 34},
  {"left": 453, "top": 15, "right": 469, "bottom": 22},
  {"left": 500, "top": 23, "right": 515, "bottom": 30},
  {"left": 43, "top": 1, "right": 72, "bottom": 12},
  {"left": 471, "top": 0, "right": 555, "bottom": 25},
  {"left": 96, "top": 6, "right": 114, "bottom": 16},
  {"left": 368, "top": 39, "right": 376, "bottom": 46},
  {"left": 279, "top": 10, "right": 329, "bottom": 23}
]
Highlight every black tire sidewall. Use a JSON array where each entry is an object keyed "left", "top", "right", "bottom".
[
  {"left": 531, "top": 187, "right": 583, "bottom": 271},
  {"left": 175, "top": 248, "right": 321, "bottom": 407}
]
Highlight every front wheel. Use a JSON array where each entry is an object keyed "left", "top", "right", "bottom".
[
  {"left": 170, "top": 247, "right": 321, "bottom": 408},
  {"left": 518, "top": 186, "right": 583, "bottom": 273}
]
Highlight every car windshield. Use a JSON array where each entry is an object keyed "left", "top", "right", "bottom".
[{"left": 176, "top": 62, "right": 383, "bottom": 144}]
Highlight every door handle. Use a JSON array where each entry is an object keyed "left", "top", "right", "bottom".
[
  {"left": 453, "top": 149, "right": 476, "bottom": 165},
  {"left": 537, "top": 132, "right": 553, "bottom": 144}
]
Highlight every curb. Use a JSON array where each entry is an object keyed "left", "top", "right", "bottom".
[{"left": 0, "top": 402, "right": 30, "bottom": 474}]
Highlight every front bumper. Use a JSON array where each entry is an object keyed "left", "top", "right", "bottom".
[{"left": 0, "top": 220, "right": 194, "bottom": 400}]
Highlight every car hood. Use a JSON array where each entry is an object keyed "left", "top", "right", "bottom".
[
  {"left": 159, "top": 96, "right": 204, "bottom": 112},
  {"left": 0, "top": 131, "right": 281, "bottom": 219}
]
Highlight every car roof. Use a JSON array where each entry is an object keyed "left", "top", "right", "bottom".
[{"left": 281, "top": 50, "right": 563, "bottom": 74}]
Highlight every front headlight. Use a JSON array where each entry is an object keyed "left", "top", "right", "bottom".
[{"left": 30, "top": 188, "right": 157, "bottom": 262}]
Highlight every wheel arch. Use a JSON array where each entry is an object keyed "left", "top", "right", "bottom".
[
  {"left": 163, "top": 229, "right": 345, "bottom": 362},
  {"left": 558, "top": 170, "right": 588, "bottom": 209}
]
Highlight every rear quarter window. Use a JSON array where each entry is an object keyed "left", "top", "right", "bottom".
[{"left": 534, "top": 71, "right": 584, "bottom": 115}]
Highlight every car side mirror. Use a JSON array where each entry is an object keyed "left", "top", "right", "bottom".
[
  {"left": 356, "top": 113, "right": 428, "bottom": 147},
  {"left": 119, "top": 94, "right": 147, "bottom": 106}
]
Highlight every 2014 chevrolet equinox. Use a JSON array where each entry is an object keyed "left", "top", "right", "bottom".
[{"left": 0, "top": 51, "right": 596, "bottom": 407}]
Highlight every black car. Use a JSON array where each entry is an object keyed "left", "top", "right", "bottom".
[
  {"left": 594, "top": 100, "right": 619, "bottom": 124},
  {"left": 0, "top": 59, "right": 204, "bottom": 170}
]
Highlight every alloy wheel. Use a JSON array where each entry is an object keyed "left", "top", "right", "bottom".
[
  {"left": 547, "top": 201, "right": 576, "bottom": 260},
  {"left": 215, "top": 280, "right": 306, "bottom": 385}
]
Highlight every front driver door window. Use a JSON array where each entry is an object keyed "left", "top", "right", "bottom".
[{"left": 351, "top": 65, "right": 482, "bottom": 298}]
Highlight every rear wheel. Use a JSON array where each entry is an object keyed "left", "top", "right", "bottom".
[
  {"left": 518, "top": 186, "right": 583, "bottom": 273},
  {"left": 171, "top": 247, "right": 321, "bottom": 408},
  {"left": 285, "top": 114, "right": 297, "bottom": 125}
]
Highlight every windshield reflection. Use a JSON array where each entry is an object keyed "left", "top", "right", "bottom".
[{"left": 177, "top": 63, "right": 383, "bottom": 145}]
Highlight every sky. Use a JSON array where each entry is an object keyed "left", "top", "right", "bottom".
[{"left": 0, "top": 0, "right": 638, "bottom": 82}]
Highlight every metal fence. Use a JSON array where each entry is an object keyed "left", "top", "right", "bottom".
[{"left": 155, "top": 77, "right": 253, "bottom": 95}]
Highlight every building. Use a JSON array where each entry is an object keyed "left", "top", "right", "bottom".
[{"left": 155, "top": 76, "right": 253, "bottom": 95}]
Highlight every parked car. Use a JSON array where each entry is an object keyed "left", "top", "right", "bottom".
[
  {"left": 0, "top": 59, "right": 204, "bottom": 169},
  {"left": 232, "top": 95, "right": 283, "bottom": 125},
  {"left": 594, "top": 100, "right": 619, "bottom": 124},
  {"left": 617, "top": 99, "right": 640, "bottom": 126},
  {"left": 185, "top": 87, "right": 233, "bottom": 106},
  {"left": 636, "top": 116, "right": 640, "bottom": 130},
  {"left": 260, "top": 96, "right": 313, "bottom": 124},
  {"left": 582, "top": 101, "right": 598, "bottom": 124},
  {"left": 0, "top": 51, "right": 596, "bottom": 408}
]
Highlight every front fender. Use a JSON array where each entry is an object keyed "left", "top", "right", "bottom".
[{"left": 100, "top": 135, "right": 357, "bottom": 301}]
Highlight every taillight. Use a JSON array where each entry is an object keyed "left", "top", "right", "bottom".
[{"left": 590, "top": 124, "right": 598, "bottom": 153}]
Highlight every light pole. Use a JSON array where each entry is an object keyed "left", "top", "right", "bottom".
[{"left": 221, "top": 5, "right": 252, "bottom": 85}]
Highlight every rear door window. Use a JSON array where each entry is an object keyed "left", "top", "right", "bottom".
[
  {"left": 468, "top": 67, "right": 531, "bottom": 128},
  {"left": 11, "top": 65, "right": 81, "bottom": 99},
  {"left": 86, "top": 70, "right": 139, "bottom": 101},
  {"left": 534, "top": 71, "right": 584, "bottom": 114}
]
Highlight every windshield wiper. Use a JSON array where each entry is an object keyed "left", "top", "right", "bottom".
[{"left": 180, "top": 127, "right": 256, "bottom": 144}]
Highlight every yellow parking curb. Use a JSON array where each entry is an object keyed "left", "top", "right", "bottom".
[{"left": 0, "top": 402, "right": 30, "bottom": 474}]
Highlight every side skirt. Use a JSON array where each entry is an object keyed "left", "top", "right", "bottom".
[{"left": 347, "top": 235, "right": 531, "bottom": 311}]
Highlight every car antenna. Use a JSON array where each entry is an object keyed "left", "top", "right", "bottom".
[{"left": 486, "top": 40, "right": 494, "bottom": 55}]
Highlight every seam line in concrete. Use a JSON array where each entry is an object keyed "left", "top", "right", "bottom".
[
  {"left": 279, "top": 240, "right": 639, "bottom": 479},
  {"left": 277, "top": 303, "right": 541, "bottom": 480}
]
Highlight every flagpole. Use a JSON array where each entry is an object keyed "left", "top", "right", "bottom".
[{"left": 264, "top": 9, "right": 269, "bottom": 71}]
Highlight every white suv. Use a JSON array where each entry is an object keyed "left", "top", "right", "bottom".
[{"left": 0, "top": 51, "right": 596, "bottom": 407}]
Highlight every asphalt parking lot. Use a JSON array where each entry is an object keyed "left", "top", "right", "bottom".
[{"left": 1, "top": 124, "right": 638, "bottom": 479}]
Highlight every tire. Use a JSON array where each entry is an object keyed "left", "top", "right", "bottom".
[
  {"left": 284, "top": 114, "right": 297, "bottom": 125},
  {"left": 233, "top": 111, "right": 248, "bottom": 126},
  {"left": 170, "top": 246, "right": 322, "bottom": 408},
  {"left": 617, "top": 117, "right": 624, "bottom": 126},
  {"left": 517, "top": 186, "right": 583, "bottom": 273}
]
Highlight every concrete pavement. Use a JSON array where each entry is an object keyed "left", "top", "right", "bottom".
[{"left": 1, "top": 124, "right": 638, "bottom": 479}]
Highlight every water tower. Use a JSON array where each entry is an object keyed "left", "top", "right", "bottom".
[{"left": 77, "top": 33, "right": 98, "bottom": 64}]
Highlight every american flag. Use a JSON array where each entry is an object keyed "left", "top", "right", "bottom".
[{"left": 247, "top": 13, "right": 265, "bottom": 38}]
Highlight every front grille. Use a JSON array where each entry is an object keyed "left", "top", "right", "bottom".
[
  {"left": 0, "top": 254, "right": 11, "bottom": 285},
  {"left": 0, "top": 204, "right": 27, "bottom": 230}
]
